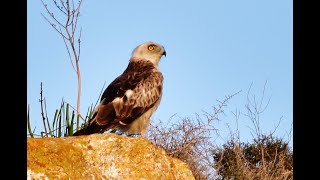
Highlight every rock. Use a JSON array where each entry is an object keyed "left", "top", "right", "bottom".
[{"left": 27, "top": 133, "right": 195, "bottom": 180}]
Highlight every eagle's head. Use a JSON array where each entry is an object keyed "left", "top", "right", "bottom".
[{"left": 131, "top": 41, "right": 166, "bottom": 66}]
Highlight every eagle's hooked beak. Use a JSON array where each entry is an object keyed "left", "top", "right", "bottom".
[{"left": 162, "top": 50, "right": 166, "bottom": 57}]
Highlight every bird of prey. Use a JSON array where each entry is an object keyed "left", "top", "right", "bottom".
[{"left": 73, "top": 41, "right": 166, "bottom": 137}]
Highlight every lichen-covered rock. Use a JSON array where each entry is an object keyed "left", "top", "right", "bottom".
[{"left": 27, "top": 133, "right": 195, "bottom": 180}]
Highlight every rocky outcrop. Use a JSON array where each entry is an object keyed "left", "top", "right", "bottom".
[{"left": 27, "top": 133, "right": 195, "bottom": 180}]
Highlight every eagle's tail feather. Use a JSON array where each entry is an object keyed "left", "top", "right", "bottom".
[{"left": 73, "top": 120, "right": 106, "bottom": 136}]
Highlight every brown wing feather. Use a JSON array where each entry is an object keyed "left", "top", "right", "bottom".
[
  {"left": 95, "top": 60, "right": 163, "bottom": 127},
  {"left": 114, "top": 71, "right": 163, "bottom": 125}
]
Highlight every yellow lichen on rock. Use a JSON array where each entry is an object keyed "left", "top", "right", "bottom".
[{"left": 27, "top": 133, "right": 195, "bottom": 180}]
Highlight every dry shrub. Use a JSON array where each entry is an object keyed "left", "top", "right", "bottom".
[
  {"left": 147, "top": 116, "right": 216, "bottom": 179},
  {"left": 148, "top": 118, "right": 293, "bottom": 180},
  {"left": 213, "top": 134, "right": 293, "bottom": 180},
  {"left": 147, "top": 92, "right": 238, "bottom": 179},
  {"left": 147, "top": 83, "right": 293, "bottom": 180}
]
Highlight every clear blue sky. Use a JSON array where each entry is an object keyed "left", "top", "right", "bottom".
[{"left": 28, "top": 0, "right": 293, "bottom": 147}]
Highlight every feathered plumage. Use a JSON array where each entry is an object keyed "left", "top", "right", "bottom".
[{"left": 73, "top": 41, "right": 166, "bottom": 137}]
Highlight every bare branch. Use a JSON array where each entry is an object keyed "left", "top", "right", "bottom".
[
  {"left": 41, "top": 0, "right": 83, "bottom": 121},
  {"left": 61, "top": 27, "right": 77, "bottom": 73},
  {"left": 70, "top": 0, "right": 76, "bottom": 28},
  {"left": 259, "top": 88, "right": 271, "bottom": 114},
  {"left": 147, "top": 91, "right": 241, "bottom": 178},
  {"left": 246, "top": 82, "right": 254, "bottom": 109},
  {"left": 65, "top": 0, "right": 71, "bottom": 29},
  {"left": 53, "top": 0, "right": 68, "bottom": 15},
  {"left": 39, "top": 82, "right": 48, "bottom": 137},
  {"left": 60, "top": 0, "right": 68, "bottom": 13},
  {"left": 77, "top": 28, "right": 82, "bottom": 62},
  {"left": 244, "top": 81, "right": 276, "bottom": 139},
  {"left": 270, "top": 116, "right": 282, "bottom": 136},
  {"left": 41, "top": 13, "right": 69, "bottom": 40},
  {"left": 72, "top": 0, "right": 75, "bottom": 12},
  {"left": 41, "top": 0, "right": 68, "bottom": 30},
  {"left": 259, "top": 81, "right": 267, "bottom": 111},
  {"left": 73, "top": 0, "right": 82, "bottom": 35}
]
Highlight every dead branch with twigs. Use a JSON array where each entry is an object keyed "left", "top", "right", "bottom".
[
  {"left": 41, "top": 0, "right": 83, "bottom": 130},
  {"left": 147, "top": 91, "right": 241, "bottom": 179},
  {"left": 244, "top": 80, "right": 272, "bottom": 138}
]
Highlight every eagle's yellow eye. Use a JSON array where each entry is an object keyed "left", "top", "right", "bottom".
[{"left": 148, "top": 45, "right": 155, "bottom": 51}]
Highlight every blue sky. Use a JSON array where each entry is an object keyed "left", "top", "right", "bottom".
[{"left": 28, "top": 0, "right": 293, "bottom": 147}]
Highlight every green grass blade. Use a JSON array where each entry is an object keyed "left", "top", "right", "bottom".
[
  {"left": 46, "top": 115, "right": 53, "bottom": 137},
  {"left": 58, "top": 112, "right": 62, "bottom": 137},
  {"left": 41, "top": 132, "right": 44, "bottom": 138},
  {"left": 84, "top": 106, "right": 90, "bottom": 124},
  {"left": 55, "top": 111, "right": 61, "bottom": 138},
  {"left": 55, "top": 106, "right": 63, "bottom": 137},
  {"left": 58, "top": 101, "right": 65, "bottom": 137},
  {"left": 89, "top": 105, "right": 94, "bottom": 119},
  {"left": 65, "top": 103, "right": 70, "bottom": 136},
  {"left": 86, "top": 104, "right": 94, "bottom": 122},
  {"left": 27, "top": 105, "right": 34, "bottom": 138},
  {"left": 52, "top": 109, "right": 59, "bottom": 134},
  {"left": 69, "top": 110, "right": 75, "bottom": 136},
  {"left": 44, "top": 100, "right": 53, "bottom": 137}
]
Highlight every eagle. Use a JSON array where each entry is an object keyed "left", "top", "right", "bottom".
[{"left": 73, "top": 41, "right": 166, "bottom": 137}]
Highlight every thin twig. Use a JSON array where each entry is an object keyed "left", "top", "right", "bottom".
[
  {"left": 53, "top": 0, "right": 68, "bottom": 15},
  {"left": 77, "top": 28, "right": 82, "bottom": 62},
  {"left": 39, "top": 82, "right": 48, "bottom": 137},
  {"left": 59, "top": 0, "right": 68, "bottom": 14},
  {"left": 62, "top": 100, "right": 86, "bottom": 121},
  {"left": 61, "top": 26, "right": 77, "bottom": 72},
  {"left": 73, "top": 1, "right": 82, "bottom": 35},
  {"left": 41, "top": 0, "right": 68, "bottom": 32},
  {"left": 41, "top": 13, "right": 69, "bottom": 40}
]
